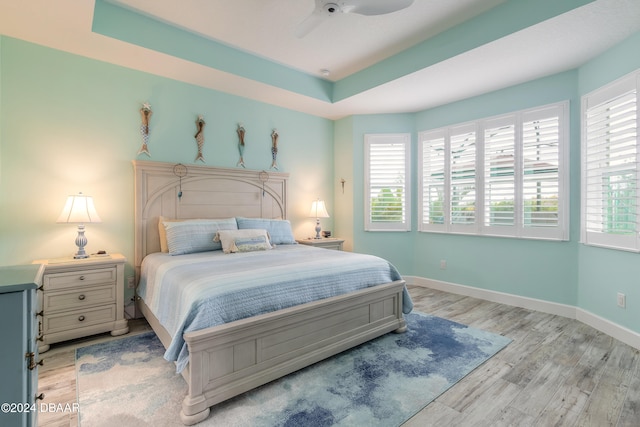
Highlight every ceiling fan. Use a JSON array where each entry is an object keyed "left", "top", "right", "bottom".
[{"left": 295, "top": 0, "right": 415, "bottom": 38}]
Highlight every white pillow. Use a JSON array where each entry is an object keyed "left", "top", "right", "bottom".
[{"left": 215, "top": 229, "right": 273, "bottom": 254}]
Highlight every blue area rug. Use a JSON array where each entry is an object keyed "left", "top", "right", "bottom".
[{"left": 76, "top": 312, "right": 511, "bottom": 426}]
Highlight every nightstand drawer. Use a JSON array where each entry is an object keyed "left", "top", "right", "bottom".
[
  {"left": 296, "top": 238, "right": 345, "bottom": 250},
  {"left": 44, "top": 305, "right": 116, "bottom": 334},
  {"left": 43, "top": 267, "right": 116, "bottom": 291},
  {"left": 43, "top": 284, "right": 116, "bottom": 313}
]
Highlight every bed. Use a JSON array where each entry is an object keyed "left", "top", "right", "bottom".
[{"left": 133, "top": 160, "right": 411, "bottom": 425}]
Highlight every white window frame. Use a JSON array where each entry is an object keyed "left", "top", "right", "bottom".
[
  {"left": 581, "top": 69, "right": 640, "bottom": 252},
  {"left": 419, "top": 101, "right": 569, "bottom": 241},
  {"left": 419, "top": 123, "right": 479, "bottom": 235},
  {"left": 364, "top": 133, "right": 411, "bottom": 231}
]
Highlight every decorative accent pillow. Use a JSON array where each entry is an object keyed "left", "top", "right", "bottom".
[
  {"left": 215, "top": 229, "right": 273, "bottom": 254},
  {"left": 162, "top": 218, "right": 238, "bottom": 255},
  {"left": 235, "top": 217, "right": 297, "bottom": 245}
]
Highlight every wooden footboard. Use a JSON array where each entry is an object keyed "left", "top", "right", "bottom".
[{"left": 140, "top": 280, "right": 407, "bottom": 425}]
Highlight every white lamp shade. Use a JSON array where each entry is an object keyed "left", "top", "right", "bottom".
[
  {"left": 309, "top": 199, "right": 330, "bottom": 218},
  {"left": 57, "top": 193, "right": 102, "bottom": 224}
]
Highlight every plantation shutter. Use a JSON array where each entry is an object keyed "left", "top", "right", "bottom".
[
  {"left": 582, "top": 73, "right": 639, "bottom": 252},
  {"left": 419, "top": 131, "right": 446, "bottom": 231},
  {"left": 520, "top": 103, "right": 568, "bottom": 240},
  {"left": 364, "top": 134, "right": 411, "bottom": 231},
  {"left": 483, "top": 116, "right": 517, "bottom": 234},
  {"left": 450, "top": 124, "right": 477, "bottom": 230},
  {"left": 419, "top": 102, "right": 568, "bottom": 240}
]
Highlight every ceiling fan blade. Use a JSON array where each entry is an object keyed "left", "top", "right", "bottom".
[
  {"left": 348, "top": 0, "right": 414, "bottom": 16},
  {"left": 295, "top": 10, "right": 325, "bottom": 38}
]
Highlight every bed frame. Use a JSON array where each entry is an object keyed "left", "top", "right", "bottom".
[{"left": 132, "top": 160, "right": 407, "bottom": 425}]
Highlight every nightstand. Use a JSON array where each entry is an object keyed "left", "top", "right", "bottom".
[
  {"left": 296, "top": 237, "right": 345, "bottom": 251},
  {"left": 32, "top": 254, "right": 129, "bottom": 353}
]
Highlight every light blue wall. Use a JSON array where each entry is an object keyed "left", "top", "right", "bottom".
[
  {"left": 333, "top": 116, "right": 356, "bottom": 251},
  {"left": 576, "top": 32, "right": 640, "bottom": 332},
  {"left": 339, "top": 73, "right": 579, "bottom": 305},
  {"left": 412, "top": 71, "right": 580, "bottom": 305},
  {"left": 338, "top": 31, "right": 640, "bottom": 336},
  {"left": 340, "top": 113, "right": 416, "bottom": 274},
  {"left": 0, "top": 37, "right": 334, "bottom": 304}
]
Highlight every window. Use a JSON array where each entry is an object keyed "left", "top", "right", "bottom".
[
  {"left": 419, "top": 102, "right": 569, "bottom": 240},
  {"left": 484, "top": 116, "right": 516, "bottom": 231},
  {"left": 581, "top": 70, "right": 639, "bottom": 252},
  {"left": 420, "top": 124, "right": 477, "bottom": 233},
  {"left": 364, "top": 134, "right": 411, "bottom": 231}
]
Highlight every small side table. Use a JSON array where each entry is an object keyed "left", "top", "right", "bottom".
[
  {"left": 32, "top": 254, "right": 129, "bottom": 352},
  {"left": 296, "top": 237, "right": 345, "bottom": 251}
]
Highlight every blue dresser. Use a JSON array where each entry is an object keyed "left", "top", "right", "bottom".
[{"left": 0, "top": 264, "right": 44, "bottom": 427}]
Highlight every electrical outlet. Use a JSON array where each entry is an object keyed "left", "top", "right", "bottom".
[
  {"left": 440, "top": 260, "right": 447, "bottom": 270},
  {"left": 127, "top": 275, "right": 135, "bottom": 289},
  {"left": 617, "top": 292, "right": 626, "bottom": 308}
]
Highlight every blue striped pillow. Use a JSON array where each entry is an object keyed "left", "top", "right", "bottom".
[
  {"left": 163, "top": 218, "right": 237, "bottom": 255},
  {"left": 235, "top": 217, "right": 296, "bottom": 245}
]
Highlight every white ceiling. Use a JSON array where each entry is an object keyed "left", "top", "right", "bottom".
[
  {"left": 1, "top": 0, "right": 640, "bottom": 119},
  {"left": 109, "top": 0, "right": 507, "bottom": 81}
]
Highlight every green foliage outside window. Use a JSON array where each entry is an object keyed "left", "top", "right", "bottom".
[
  {"left": 427, "top": 193, "right": 559, "bottom": 225},
  {"left": 371, "top": 188, "right": 403, "bottom": 222},
  {"left": 604, "top": 173, "right": 636, "bottom": 234}
]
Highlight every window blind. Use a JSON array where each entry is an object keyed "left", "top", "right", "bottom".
[
  {"left": 364, "top": 134, "right": 411, "bottom": 231},
  {"left": 582, "top": 71, "right": 639, "bottom": 252},
  {"left": 522, "top": 111, "right": 561, "bottom": 229},
  {"left": 418, "top": 101, "right": 568, "bottom": 240},
  {"left": 484, "top": 119, "right": 516, "bottom": 228},
  {"left": 451, "top": 128, "right": 477, "bottom": 226},
  {"left": 420, "top": 133, "right": 446, "bottom": 228}
]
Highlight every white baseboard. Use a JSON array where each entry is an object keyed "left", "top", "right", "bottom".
[
  {"left": 405, "top": 275, "right": 640, "bottom": 350},
  {"left": 576, "top": 308, "right": 640, "bottom": 350}
]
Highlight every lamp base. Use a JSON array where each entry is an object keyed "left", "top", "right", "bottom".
[
  {"left": 314, "top": 219, "right": 322, "bottom": 239},
  {"left": 74, "top": 224, "right": 90, "bottom": 259}
]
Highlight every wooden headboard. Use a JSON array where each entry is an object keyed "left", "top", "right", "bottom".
[{"left": 132, "top": 160, "right": 289, "bottom": 273}]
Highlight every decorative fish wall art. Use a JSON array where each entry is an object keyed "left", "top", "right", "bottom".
[
  {"left": 237, "top": 123, "right": 246, "bottom": 168},
  {"left": 270, "top": 129, "right": 279, "bottom": 170},
  {"left": 194, "top": 115, "right": 206, "bottom": 163},
  {"left": 138, "top": 102, "right": 152, "bottom": 157}
]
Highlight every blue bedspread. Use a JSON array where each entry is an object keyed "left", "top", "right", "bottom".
[{"left": 138, "top": 245, "right": 413, "bottom": 372}]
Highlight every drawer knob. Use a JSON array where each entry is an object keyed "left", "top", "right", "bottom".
[
  {"left": 78, "top": 315, "right": 85, "bottom": 322},
  {"left": 26, "top": 352, "right": 44, "bottom": 370},
  {"left": 79, "top": 275, "right": 86, "bottom": 281},
  {"left": 78, "top": 294, "right": 86, "bottom": 301},
  {"left": 35, "top": 393, "right": 45, "bottom": 401}
]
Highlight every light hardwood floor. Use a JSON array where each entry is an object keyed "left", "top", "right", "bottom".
[{"left": 37, "top": 285, "right": 640, "bottom": 426}]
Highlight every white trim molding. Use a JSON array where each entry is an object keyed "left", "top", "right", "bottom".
[
  {"left": 406, "top": 276, "right": 640, "bottom": 350},
  {"left": 576, "top": 309, "right": 640, "bottom": 350}
]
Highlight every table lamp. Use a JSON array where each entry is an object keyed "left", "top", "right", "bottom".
[
  {"left": 309, "top": 199, "right": 330, "bottom": 239},
  {"left": 57, "top": 192, "right": 101, "bottom": 259}
]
